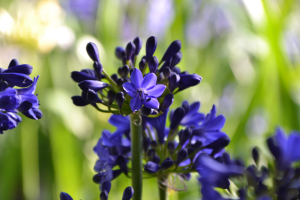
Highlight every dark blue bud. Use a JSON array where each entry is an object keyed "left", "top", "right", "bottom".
[
  {"left": 71, "top": 71, "right": 97, "bottom": 83},
  {"left": 172, "top": 67, "right": 181, "bottom": 74},
  {"left": 93, "top": 61, "right": 103, "bottom": 80},
  {"left": 150, "top": 140, "right": 158, "bottom": 148},
  {"left": 222, "top": 152, "right": 231, "bottom": 164},
  {"left": 133, "top": 37, "right": 142, "bottom": 56},
  {"left": 8, "top": 59, "right": 19, "bottom": 68},
  {"left": 205, "top": 136, "right": 230, "bottom": 156},
  {"left": 115, "top": 92, "right": 125, "bottom": 110},
  {"left": 139, "top": 59, "right": 146, "bottom": 72},
  {"left": 159, "top": 59, "right": 170, "bottom": 73},
  {"left": 169, "top": 51, "right": 182, "bottom": 69},
  {"left": 252, "top": 147, "right": 259, "bottom": 165},
  {"left": 115, "top": 46, "right": 126, "bottom": 60},
  {"left": 238, "top": 188, "right": 246, "bottom": 199},
  {"left": 160, "top": 157, "right": 174, "bottom": 170},
  {"left": 157, "top": 73, "right": 164, "bottom": 83},
  {"left": 170, "top": 107, "right": 185, "bottom": 129},
  {"left": 72, "top": 96, "right": 89, "bottom": 106},
  {"left": 122, "top": 187, "right": 134, "bottom": 200},
  {"left": 111, "top": 74, "right": 118, "bottom": 82},
  {"left": 191, "top": 141, "right": 202, "bottom": 149},
  {"left": 117, "top": 78, "right": 124, "bottom": 88},
  {"left": 148, "top": 56, "right": 158, "bottom": 73},
  {"left": 181, "top": 101, "right": 189, "bottom": 115},
  {"left": 176, "top": 149, "right": 188, "bottom": 165},
  {"left": 187, "top": 147, "right": 194, "bottom": 155},
  {"left": 78, "top": 80, "right": 108, "bottom": 91},
  {"left": 167, "top": 141, "right": 175, "bottom": 155},
  {"left": 146, "top": 36, "right": 157, "bottom": 61},
  {"left": 101, "top": 180, "right": 111, "bottom": 193},
  {"left": 117, "top": 155, "right": 128, "bottom": 175},
  {"left": 163, "top": 67, "right": 172, "bottom": 78},
  {"left": 147, "top": 149, "right": 155, "bottom": 160},
  {"left": 118, "top": 67, "right": 122, "bottom": 76},
  {"left": 100, "top": 191, "right": 108, "bottom": 200},
  {"left": 112, "top": 169, "right": 122, "bottom": 180},
  {"left": 0, "top": 82, "right": 7, "bottom": 92},
  {"left": 180, "top": 173, "right": 191, "bottom": 181},
  {"left": 125, "top": 42, "right": 136, "bottom": 60},
  {"left": 168, "top": 73, "right": 180, "bottom": 93},
  {"left": 60, "top": 192, "right": 73, "bottom": 200},
  {"left": 178, "top": 74, "right": 202, "bottom": 91},
  {"left": 107, "top": 90, "right": 115, "bottom": 105},
  {"left": 18, "top": 101, "right": 32, "bottom": 112},
  {"left": 87, "top": 89, "right": 102, "bottom": 103},
  {"left": 267, "top": 137, "right": 281, "bottom": 160},
  {"left": 140, "top": 106, "right": 152, "bottom": 116},
  {"left": 144, "top": 161, "right": 160, "bottom": 174},
  {"left": 180, "top": 127, "right": 192, "bottom": 146},
  {"left": 122, "top": 57, "right": 127, "bottom": 65},
  {"left": 235, "top": 159, "right": 245, "bottom": 167},
  {"left": 161, "top": 40, "right": 181, "bottom": 62},
  {"left": 152, "top": 155, "right": 161, "bottom": 164},
  {"left": 160, "top": 93, "right": 174, "bottom": 112},
  {"left": 143, "top": 137, "right": 151, "bottom": 152},
  {"left": 93, "top": 173, "right": 101, "bottom": 184},
  {"left": 121, "top": 65, "right": 129, "bottom": 78},
  {"left": 180, "top": 71, "right": 189, "bottom": 75},
  {"left": 86, "top": 42, "right": 100, "bottom": 62}
]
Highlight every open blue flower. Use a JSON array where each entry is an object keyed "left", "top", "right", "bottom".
[{"left": 123, "top": 68, "right": 166, "bottom": 111}]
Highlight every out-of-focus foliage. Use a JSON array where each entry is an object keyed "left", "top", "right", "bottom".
[{"left": 0, "top": 0, "right": 300, "bottom": 199}]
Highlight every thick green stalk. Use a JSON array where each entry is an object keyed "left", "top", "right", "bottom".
[
  {"left": 130, "top": 113, "right": 143, "bottom": 200},
  {"left": 157, "top": 176, "right": 169, "bottom": 200}
]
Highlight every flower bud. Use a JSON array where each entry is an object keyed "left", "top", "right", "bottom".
[
  {"left": 125, "top": 42, "right": 136, "bottom": 60},
  {"left": 144, "top": 161, "right": 160, "bottom": 174},
  {"left": 161, "top": 40, "right": 181, "bottom": 62},
  {"left": 178, "top": 74, "right": 202, "bottom": 91},
  {"left": 115, "top": 92, "right": 125, "bottom": 110},
  {"left": 176, "top": 149, "right": 188, "bottom": 165},
  {"left": 252, "top": 147, "right": 259, "bottom": 165},
  {"left": 163, "top": 67, "right": 172, "bottom": 78},
  {"left": 150, "top": 140, "right": 158, "bottom": 148},
  {"left": 143, "top": 137, "right": 151, "bottom": 152},
  {"left": 121, "top": 65, "right": 130, "bottom": 78},
  {"left": 152, "top": 155, "right": 161, "bottom": 164},
  {"left": 180, "top": 127, "right": 192, "bottom": 146},
  {"left": 133, "top": 36, "right": 142, "bottom": 56},
  {"left": 147, "top": 149, "right": 155, "bottom": 159},
  {"left": 71, "top": 71, "right": 97, "bottom": 83},
  {"left": 72, "top": 96, "right": 89, "bottom": 106},
  {"left": 222, "top": 152, "right": 231, "bottom": 164},
  {"left": 267, "top": 137, "right": 281, "bottom": 160},
  {"left": 87, "top": 89, "right": 102, "bottom": 103},
  {"left": 115, "top": 46, "right": 126, "bottom": 60},
  {"left": 169, "top": 51, "right": 182, "bottom": 69},
  {"left": 122, "top": 187, "right": 134, "bottom": 200},
  {"left": 181, "top": 101, "right": 189, "bottom": 114},
  {"left": 78, "top": 80, "right": 108, "bottom": 91},
  {"left": 148, "top": 56, "right": 158, "bottom": 73},
  {"left": 168, "top": 73, "right": 180, "bottom": 93},
  {"left": 60, "top": 192, "right": 73, "bottom": 200},
  {"left": 117, "top": 155, "right": 128, "bottom": 175},
  {"left": 107, "top": 90, "right": 115, "bottom": 105},
  {"left": 112, "top": 169, "right": 122, "bottom": 180},
  {"left": 100, "top": 191, "right": 108, "bottom": 200},
  {"left": 170, "top": 107, "right": 185, "bottom": 129},
  {"left": 93, "top": 61, "right": 103, "bottom": 80},
  {"left": 172, "top": 66, "right": 181, "bottom": 74},
  {"left": 8, "top": 59, "right": 19, "bottom": 68},
  {"left": 111, "top": 74, "right": 118, "bottom": 82},
  {"left": 101, "top": 180, "right": 111, "bottom": 193},
  {"left": 167, "top": 141, "right": 175, "bottom": 155},
  {"left": 160, "top": 157, "right": 174, "bottom": 170},
  {"left": 139, "top": 59, "right": 146, "bottom": 72},
  {"left": 140, "top": 106, "right": 152, "bottom": 116},
  {"left": 205, "top": 136, "right": 230, "bottom": 156},
  {"left": 160, "top": 93, "right": 174, "bottom": 112},
  {"left": 146, "top": 36, "right": 157, "bottom": 61},
  {"left": 86, "top": 42, "right": 100, "bottom": 62}
]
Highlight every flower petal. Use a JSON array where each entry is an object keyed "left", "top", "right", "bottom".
[
  {"left": 78, "top": 80, "right": 108, "bottom": 91},
  {"left": 143, "top": 98, "right": 159, "bottom": 109},
  {"left": 123, "top": 82, "right": 136, "bottom": 94},
  {"left": 147, "top": 85, "right": 166, "bottom": 98},
  {"left": 141, "top": 73, "right": 157, "bottom": 89},
  {"left": 130, "top": 96, "right": 142, "bottom": 111},
  {"left": 131, "top": 68, "right": 143, "bottom": 88},
  {"left": 4, "top": 64, "right": 33, "bottom": 75}
]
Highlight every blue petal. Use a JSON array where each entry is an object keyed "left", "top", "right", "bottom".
[
  {"left": 144, "top": 161, "right": 160, "bottom": 174},
  {"left": 16, "top": 76, "right": 39, "bottom": 95},
  {"left": 144, "top": 110, "right": 168, "bottom": 144},
  {"left": 130, "top": 96, "right": 142, "bottom": 111},
  {"left": 147, "top": 85, "right": 166, "bottom": 98},
  {"left": 0, "top": 73, "right": 33, "bottom": 87},
  {"left": 143, "top": 98, "right": 159, "bottom": 109},
  {"left": 71, "top": 71, "right": 97, "bottom": 83},
  {"left": 287, "top": 132, "right": 300, "bottom": 162},
  {"left": 22, "top": 108, "right": 43, "bottom": 120},
  {"left": 123, "top": 82, "right": 136, "bottom": 97},
  {"left": 141, "top": 73, "right": 157, "bottom": 89},
  {"left": 130, "top": 68, "right": 143, "bottom": 88}
]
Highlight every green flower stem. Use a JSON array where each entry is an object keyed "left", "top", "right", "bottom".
[
  {"left": 102, "top": 69, "right": 120, "bottom": 93},
  {"left": 130, "top": 113, "right": 143, "bottom": 200},
  {"left": 158, "top": 175, "right": 169, "bottom": 200}
]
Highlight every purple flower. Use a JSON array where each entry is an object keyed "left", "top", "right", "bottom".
[
  {"left": 123, "top": 68, "right": 166, "bottom": 111},
  {"left": 0, "top": 112, "right": 21, "bottom": 134}
]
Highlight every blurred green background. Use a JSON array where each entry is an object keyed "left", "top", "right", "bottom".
[{"left": 0, "top": 0, "right": 300, "bottom": 199}]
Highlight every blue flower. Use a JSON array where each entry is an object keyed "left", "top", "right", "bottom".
[
  {"left": 123, "top": 68, "right": 166, "bottom": 111},
  {"left": 0, "top": 112, "right": 21, "bottom": 134},
  {"left": 195, "top": 153, "right": 244, "bottom": 189},
  {"left": 0, "top": 62, "right": 33, "bottom": 87},
  {"left": 267, "top": 127, "right": 300, "bottom": 170},
  {"left": 108, "top": 114, "right": 130, "bottom": 139}
]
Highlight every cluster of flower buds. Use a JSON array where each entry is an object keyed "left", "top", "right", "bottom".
[
  {"left": 60, "top": 186, "right": 134, "bottom": 200},
  {"left": 196, "top": 127, "right": 300, "bottom": 200},
  {"left": 92, "top": 100, "right": 230, "bottom": 192},
  {"left": 71, "top": 36, "right": 202, "bottom": 115},
  {"left": 0, "top": 59, "right": 42, "bottom": 134}
]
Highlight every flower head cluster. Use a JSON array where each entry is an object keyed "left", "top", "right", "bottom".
[
  {"left": 71, "top": 36, "right": 202, "bottom": 116},
  {"left": 195, "top": 127, "right": 300, "bottom": 200},
  {"left": 0, "top": 59, "right": 42, "bottom": 134},
  {"left": 92, "top": 100, "right": 229, "bottom": 193}
]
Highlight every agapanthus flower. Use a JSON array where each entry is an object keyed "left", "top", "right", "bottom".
[{"left": 123, "top": 68, "right": 166, "bottom": 111}]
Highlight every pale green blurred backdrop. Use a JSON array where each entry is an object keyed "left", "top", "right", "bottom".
[{"left": 0, "top": 0, "right": 300, "bottom": 199}]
